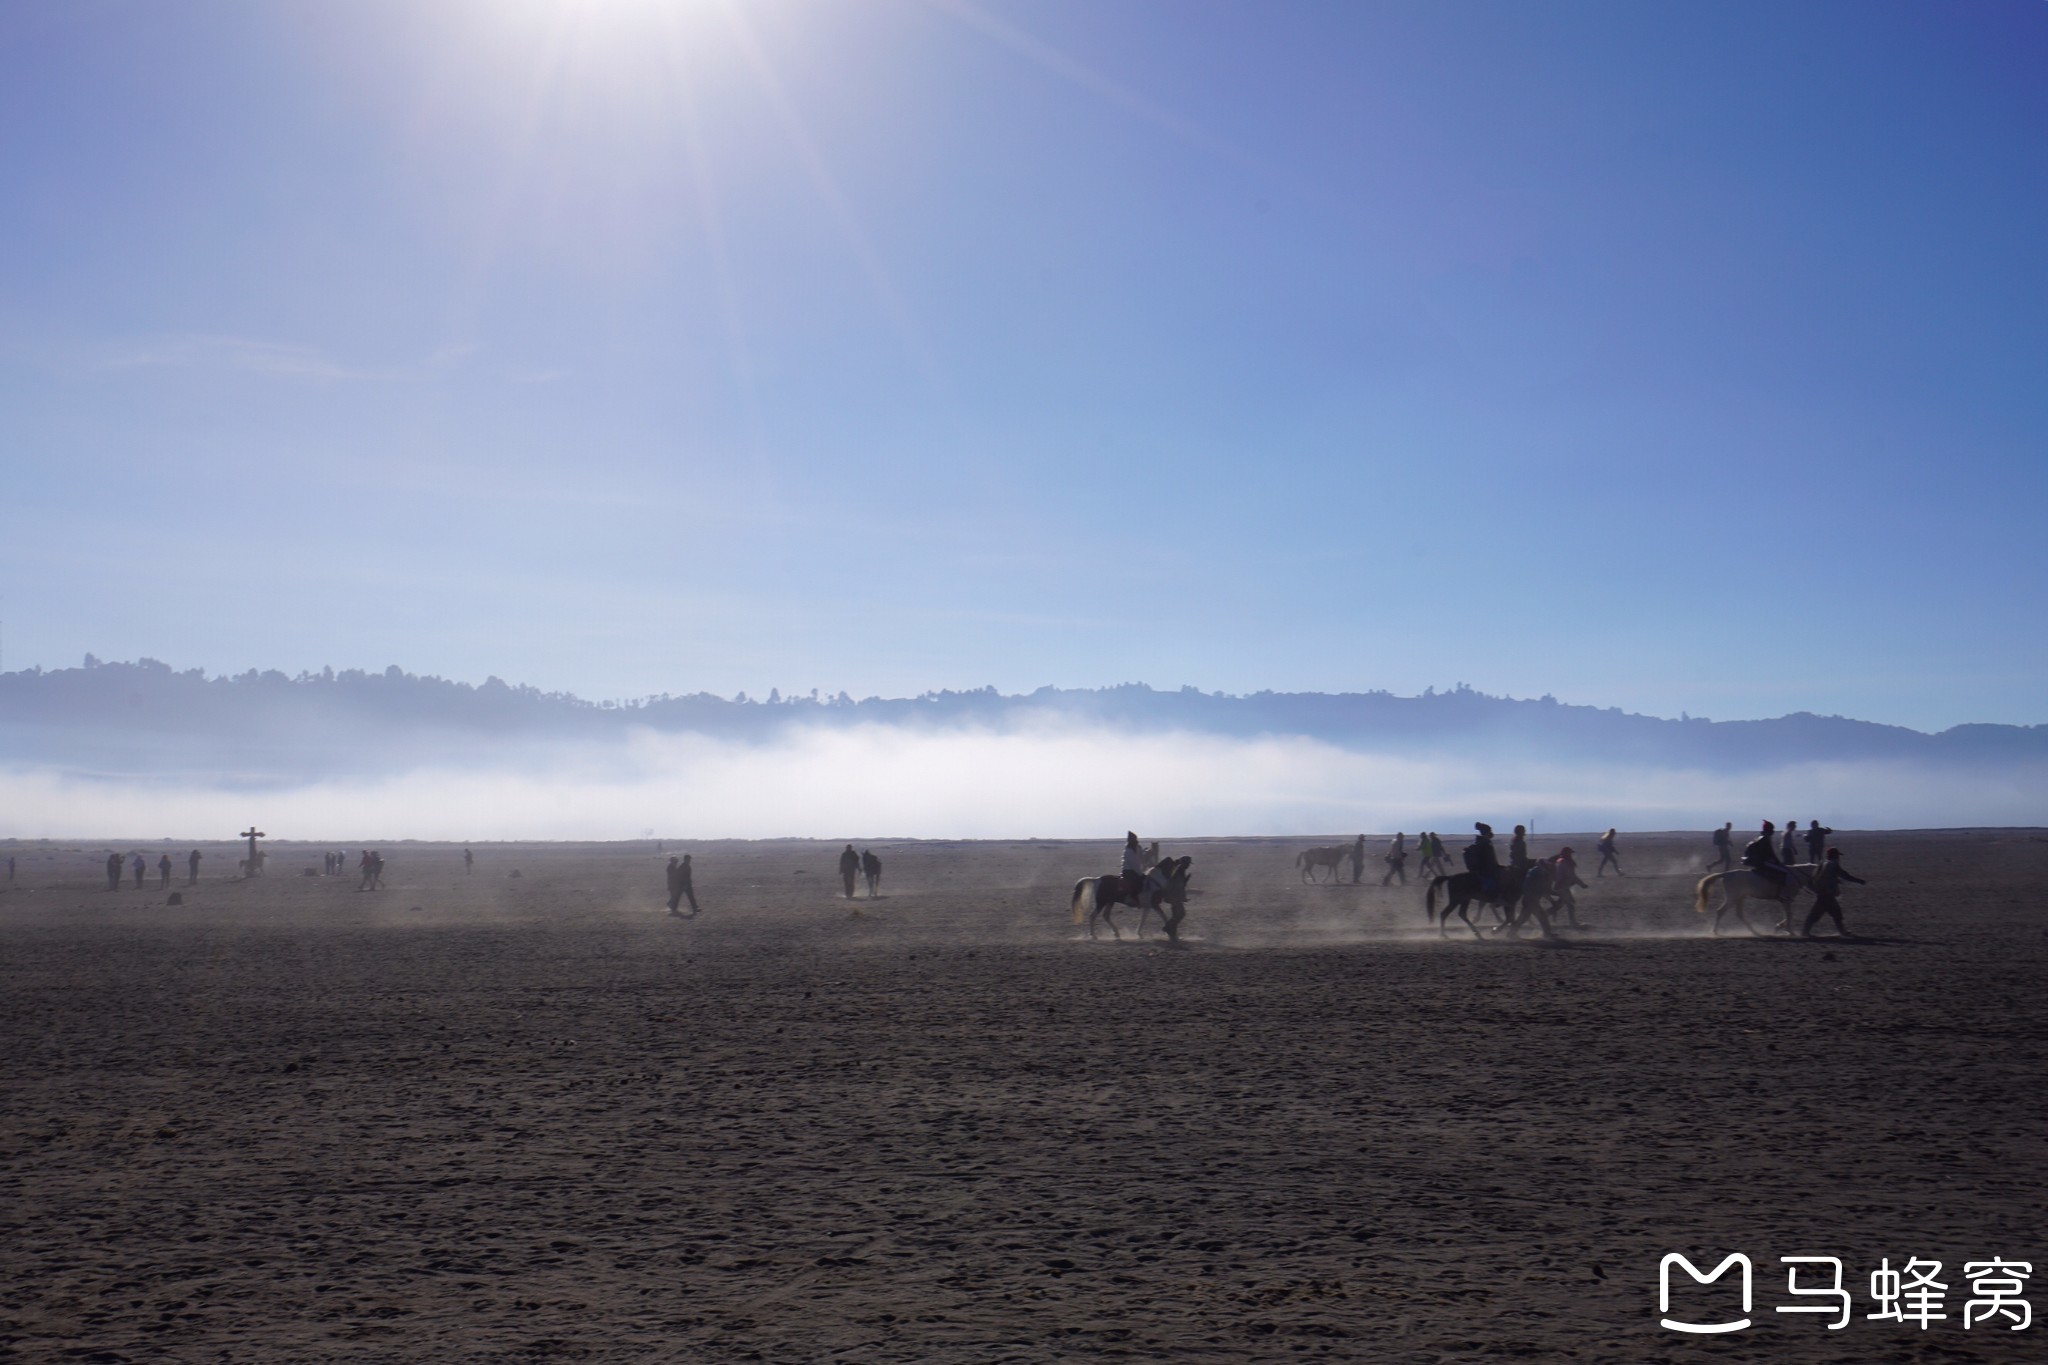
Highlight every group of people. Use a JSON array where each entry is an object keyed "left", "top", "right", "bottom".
[
  {"left": 105, "top": 849, "right": 201, "bottom": 889},
  {"left": 1728, "top": 818, "right": 1863, "bottom": 936},
  {"left": 1456, "top": 823, "right": 1590, "bottom": 907},
  {"left": 1366, "top": 826, "right": 1621, "bottom": 887},
  {"left": 1711, "top": 818, "right": 1832, "bottom": 872},
  {"left": 837, "top": 845, "right": 883, "bottom": 899}
]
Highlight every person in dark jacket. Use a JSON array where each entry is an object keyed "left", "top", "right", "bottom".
[
  {"left": 839, "top": 844, "right": 861, "bottom": 899},
  {"left": 1710, "top": 822, "right": 1734, "bottom": 871},
  {"left": 1802, "top": 848, "right": 1865, "bottom": 937},
  {"left": 1742, "top": 821, "right": 1787, "bottom": 892},
  {"left": 1464, "top": 823, "right": 1501, "bottom": 892}
]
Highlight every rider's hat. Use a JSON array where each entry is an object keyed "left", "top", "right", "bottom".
[
  {"left": 1474, "top": 822, "right": 1493, "bottom": 835},
  {"left": 1825, "top": 847, "right": 1841, "bottom": 858},
  {"left": 1761, "top": 820, "right": 1775, "bottom": 831}
]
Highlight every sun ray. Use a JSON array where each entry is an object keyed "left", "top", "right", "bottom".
[
  {"left": 921, "top": 0, "right": 1253, "bottom": 171},
  {"left": 712, "top": 2, "right": 946, "bottom": 392}
]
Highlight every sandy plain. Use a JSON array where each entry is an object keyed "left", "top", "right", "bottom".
[{"left": 1, "top": 829, "right": 2044, "bottom": 1363}]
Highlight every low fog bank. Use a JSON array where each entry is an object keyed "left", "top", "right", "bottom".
[{"left": 3, "top": 723, "right": 2042, "bottom": 841}]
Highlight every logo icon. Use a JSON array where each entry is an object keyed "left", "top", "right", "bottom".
[{"left": 1661, "top": 1253, "right": 1753, "bottom": 1334}]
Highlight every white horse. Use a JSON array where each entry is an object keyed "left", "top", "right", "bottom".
[{"left": 1694, "top": 864, "right": 1815, "bottom": 936}]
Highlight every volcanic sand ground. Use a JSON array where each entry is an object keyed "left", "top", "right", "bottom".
[{"left": 2, "top": 831, "right": 2045, "bottom": 1363}]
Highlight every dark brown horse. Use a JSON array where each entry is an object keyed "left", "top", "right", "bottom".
[
  {"left": 1424, "top": 865, "right": 1529, "bottom": 940},
  {"left": 1072, "top": 856, "right": 1194, "bottom": 943}
]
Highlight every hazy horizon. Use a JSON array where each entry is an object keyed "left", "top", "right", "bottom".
[{"left": 7, "top": 658, "right": 2044, "bottom": 839}]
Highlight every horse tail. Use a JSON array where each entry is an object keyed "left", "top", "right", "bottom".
[
  {"left": 1693, "top": 873, "right": 1719, "bottom": 914},
  {"left": 1071, "top": 878, "right": 1092, "bottom": 924},
  {"left": 1425, "top": 875, "right": 1445, "bottom": 920},
  {"left": 1295, "top": 850, "right": 1308, "bottom": 868}
]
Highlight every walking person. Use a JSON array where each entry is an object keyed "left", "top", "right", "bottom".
[
  {"left": 1594, "top": 829, "right": 1623, "bottom": 877},
  {"left": 157, "top": 854, "right": 172, "bottom": 888},
  {"left": 861, "top": 848, "right": 882, "bottom": 898},
  {"left": 1550, "top": 846, "right": 1589, "bottom": 922},
  {"left": 130, "top": 852, "right": 147, "bottom": 888},
  {"left": 1710, "top": 822, "right": 1734, "bottom": 871},
  {"left": 676, "top": 854, "right": 698, "bottom": 916},
  {"left": 1381, "top": 833, "right": 1408, "bottom": 886},
  {"left": 107, "top": 852, "right": 122, "bottom": 890},
  {"left": 839, "top": 844, "right": 861, "bottom": 899},
  {"left": 1780, "top": 821, "right": 1801, "bottom": 865},
  {"left": 1803, "top": 821, "right": 1831, "bottom": 865},
  {"left": 665, "top": 856, "right": 684, "bottom": 914},
  {"left": 1349, "top": 834, "right": 1368, "bottom": 885},
  {"left": 1802, "top": 848, "right": 1866, "bottom": 938},
  {"left": 464, "top": 848, "right": 474, "bottom": 875}
]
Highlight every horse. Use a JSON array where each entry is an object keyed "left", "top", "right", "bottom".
[
  {"left": 1694, "top": 864, "right": 1816, "bottom": 936},
  {"left": 1072, "top": 856, "right": 1194, "bottom": 943},
  {"left": 1296, "top": 844, "right": 1352, "bottom": 884},
  {"left": 1424, "top": 865, "right": 1529, "bottom": 940},
  {"left": 861, "top": 849, "right": 882, "bottom": 898}
]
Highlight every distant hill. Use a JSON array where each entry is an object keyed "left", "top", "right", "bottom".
[{"left": 2, "top": 657, "right": 2043, "bottom": 782}]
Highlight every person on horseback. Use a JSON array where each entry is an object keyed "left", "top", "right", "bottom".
[
  {"left": 1121, "top": 831, "right": 1146, "bottom": 903},
  {"left": 1463, "top": 822, "right": 1501, "bottom": 896},
  {"left": 1742, "top": 820, "right": 1789, "bottom": 893}
]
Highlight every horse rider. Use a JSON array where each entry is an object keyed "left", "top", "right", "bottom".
[
  {"left": 1463, "top": 823, "right": 1502, "bottom": 896},
  {"left": 1121, "top": 831, "right": 1146, "bottom": 903},
  {"left": 1508, "top": 824, "right": 1531, "bottom": 873},
  {"left": 1742, "top": 820, "right": 1789, "bottom": 894}
]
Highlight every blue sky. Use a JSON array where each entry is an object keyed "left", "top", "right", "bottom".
[{"left": 3, "top": 0, "right": 2044, "bottom": 731}]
